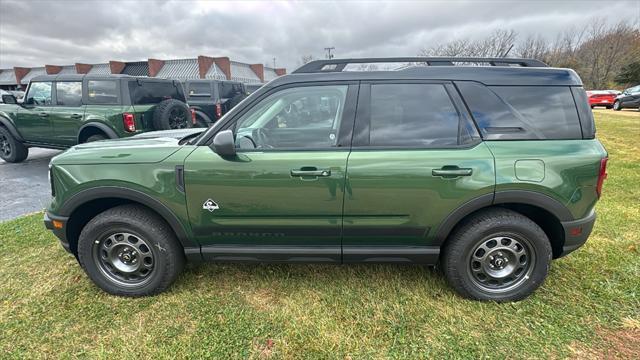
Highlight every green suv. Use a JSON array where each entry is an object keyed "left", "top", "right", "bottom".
[
  {"left": 43, "top": 58, "right": 608, "bottom": 302},
  {"left": 0, "top": 74, "right": 192, "bottom": 163}
]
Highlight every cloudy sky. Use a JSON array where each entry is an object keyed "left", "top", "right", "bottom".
[{"left": 0, "top": 0, "right": 638, "bottom": 71}]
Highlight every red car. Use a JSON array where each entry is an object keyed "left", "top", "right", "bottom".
[{"left": 586, "top": 90, "right": 619, "bottom": 109}]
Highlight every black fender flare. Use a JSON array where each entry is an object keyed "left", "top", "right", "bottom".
[
  {"left": 193, "top": 110, "right": 213, "bottom": 125},
  {"left": 59, "top": 186, "right": 198, "bottom": 250},
  {"left": 77, "top": 122, "right": 119, "bottom": 143},
  {"left": 433, "top": 190, "right": 573, "bottom": 246},
  {"left": 0, "top": 115, "right": 24, "bottom": 141}
]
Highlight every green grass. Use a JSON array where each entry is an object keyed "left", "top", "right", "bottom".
[{"left": 1, "top": 110, "right": 639, "bottom": 359}]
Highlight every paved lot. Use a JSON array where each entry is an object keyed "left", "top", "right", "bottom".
[{"left": 0, "top": 148, "right": 61, "bottom": 222}]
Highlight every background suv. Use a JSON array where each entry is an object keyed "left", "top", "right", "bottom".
[
  {"left": 0, "top": 74, "right": 193, "bottom": 163},
  {"left": 183, "top": 79, "right": 247, "bottom": 127},
  {"left": 44, "top": 57, "right": 607, "bottom": 302}
]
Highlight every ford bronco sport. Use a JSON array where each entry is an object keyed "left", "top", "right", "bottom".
[
  {"left": 44, "top": 58, "right": 607, "bottom": 302},
  {"left": 0, "top": 74, "right": 193, "bottom": 163}
]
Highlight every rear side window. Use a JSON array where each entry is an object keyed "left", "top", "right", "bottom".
[
  {"left": 187, "top": 82, "right": 211, "bottom": 97},
  {"left": 457, "top": 82, "right": 582, "bottom": 140},
  {"left": 55, "top": 82, "right": 82, "bottom": 106},
  {"left": 87, "top": 80, "right": 118, "bottom": 104},
  {"left": 129, "top": 81, "right": 186, "bottom": 105},
  {"left": 368, "top": 83, "right": 461, "bottom": 147}
]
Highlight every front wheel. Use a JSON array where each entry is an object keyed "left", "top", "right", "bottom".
[
  {"left": 77, "top": 204, "right": 185, "bottom": 296},
  {"left": 0, "top": 126, "right": 28, "bottom": 163},
  {"left": 613, "top": 100, "right": 622, "bottom": 111},
  {"left": 442, "top": 208, "right": 552, "bottom": 302}
]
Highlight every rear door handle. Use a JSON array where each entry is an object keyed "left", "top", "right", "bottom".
[
  {"left": 432, "top": 167, "right": 473, "bottom": 177},
  {"left": 70, "top": 114, "right": 83, "bottom": 119},
  {"left": 291, "top": 168, "right": 331, "bottom": 177},
  {"left": 39, "top": 112, "right": 49, "bottom": 117}
]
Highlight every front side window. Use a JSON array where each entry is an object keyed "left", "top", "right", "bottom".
[
  {"left": 369, "top": 84, "right": 461, "bottom": 147},
  {"left": 234, "top": 85, "right": 348, "bottom": 150},
  {"left": 56, "top": 82, "right": 82, "bottom": 106},
  {"left": 25, "top": 82, "right": 53, "bottom": 105},
  {"left": 87, "top": 80, "right": 118, "bottom": 104}
]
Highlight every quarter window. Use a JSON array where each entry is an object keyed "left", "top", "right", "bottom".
[
  {"left": 87, "top": 80, "right": 118, "bottom": 104},
  {"left": 368, "top": 84, "right": 461, "bottom": 147},
  {"left": 55, "top": 82, "right": 82, "bottom": 106},
  {"left": 234, "top": 85, "right": 348, "bottom": 150},
  {"left": 25, "top": 82, "right": 53, "bottom": 105}
]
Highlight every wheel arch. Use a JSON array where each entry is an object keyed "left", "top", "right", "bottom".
[
  {"left": 435, "top": 191, "right": 571, "bottom": 258},
  {"left": 77, "top": 122, "right": 118, "bottom": 143},
  {"left": 0, "top": 115, "right": 24, "bottom": 141},
  {"left": 59, "top": 187, "right": 199, "bottom": 260}
]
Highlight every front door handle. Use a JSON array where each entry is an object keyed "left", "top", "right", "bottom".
[
  {"left": 70, "top": 114, "right": 83, "bottom": 119},
  {"left": 432, "top": 167, "right": 473, "bottom": 177},
  {"left": 291, "top": 168, "right": 331, "bottom": 177},
  {"left": 39, "top": 112, "right": 49, "bottom": 117}
]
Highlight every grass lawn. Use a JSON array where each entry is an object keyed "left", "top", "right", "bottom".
[{"left": 1, "top": 110, "right": 639, "bottom": 359}]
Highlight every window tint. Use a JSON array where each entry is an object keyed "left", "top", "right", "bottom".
[
  {"left": 56, "top": 82, "right": 82, "bottom": 106},
  {"left": 235, "top": 85, "right": 348, "bottom": 149},
  {"left": 457, "top": 82, "right": 582, "bottom": 140},
  {"left": 87, "top": 80, "right": 118, "bottom": 104},
  {"left": 25, "top": 82, "right": 53, "bottom": 105},
  {"left": 369, "top": 84, "right": 460, "bottom": 147},
  {"left": 219, "top": 82, "right": 235, "bottom": 98},
  {"left": 187, "top": 82, "right": 211, "bottom": 97},
  {"left": 128, "top": 81, "right": 186, "bottom": 105}
]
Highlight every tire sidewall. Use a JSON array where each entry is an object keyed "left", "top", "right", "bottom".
[
  {"left": 613, "top": 100, "right": 621, "bottom": 110},
  {"left": 153, "top": 100, "right": 192, "bottom": 130},
  {"left": 447, "top": 218, "right": 551, "bottom": 301},
  {"left": 78, "top": 219, "right": 171, "bottom": 295},
  {"left": 0, "top": 126, "right": 27, "bottom": 162}
]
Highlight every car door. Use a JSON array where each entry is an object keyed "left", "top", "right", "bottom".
[
  {"left": 16, "top": 81, "right": 54, "bottom": 142},
  {"left": 623, "top": 86, "right": 640, "bottom": 107},
  {"left": 184, "top": 82, "right": 358, "bottom": 262},
  {"left": 342, "top": 81, "right": 495, "bottom": 263},
  {"left": 51, "top": 81, "right": 86, "bottom": 145}
]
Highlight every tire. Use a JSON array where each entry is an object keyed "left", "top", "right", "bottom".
[
  {"left": 77, "top": 204, "right": 185, "bottom": 297},
  {"left": 606, "top": 105, "right": 613, "bottom": 109},
  {"left": 442, "top": 208, "right": 552, "bottom": 302},
  {"left": 86, "top": 134, "right": 107, "bottom": 143},
  {"left": 0, "top": 126, "right": 28, "bottom": 163},
  {"left": 613, "top": 100, "right": 622, "bottom": 111},
  {"left": 152, "top": 99, "right": 192, "bottom": 130}
]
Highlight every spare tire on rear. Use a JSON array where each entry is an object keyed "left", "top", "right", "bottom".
[{"left": 152, "top": 99, "right": 192, "bottom": 130}]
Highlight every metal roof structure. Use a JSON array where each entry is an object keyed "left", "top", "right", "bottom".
[
  {"left": 263, "top": 68, "right": 279, "bottom": 81},
  {"left": 57, "top": 65, "right": 77, "bottom": 75},
  {"left": 20, "top": 67, "right": 46, "bottom": 84},
  {"left": 122, "top": 61, "right": 149, "bottom": 76},
  {"left": 204, "top": 62, "right": 227, "bottom": 81},
  {"left": 87, "top": 63, "right": 111, "bottom": 75},
  {"left": 230, "top": 61, "right": 261, "bottom": 84},
  {"left": 0, "top": 69, "right": 16, "bottom": 85},
  {"left": 156, "top": 59, "right": 199, "bottom": 79}
]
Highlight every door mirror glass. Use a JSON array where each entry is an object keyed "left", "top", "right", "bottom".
[
  {"left": 212, "top": 129, "right": 236, "bottom": 157},
  {"left": 1, "top": 94, "right": 17, "bottom": 104}
]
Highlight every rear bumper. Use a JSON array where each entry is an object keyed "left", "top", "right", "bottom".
[
  {"left": 559, "top": 210, "right": 596, "bottom": 257},
  {"left": 44, "top": 211, "right": 71, "bottom": 253}
]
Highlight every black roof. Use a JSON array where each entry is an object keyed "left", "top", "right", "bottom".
[
  {"left": 267, "top": 57, "right": 582, "bottom": 87},
  {"left": 30, "top": 73, "right": 135, "bottom": 82}
]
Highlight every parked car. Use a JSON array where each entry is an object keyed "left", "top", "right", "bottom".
[
  {"left": 183, "top": 79, "right": 247, "bottom": 127},
  {"left": 586, "top": 90, "right": 618, "bottom": 109},
  {"left": 245, "top": 83, "right": 263, "bottom": 94},
  {"left": 0, "top": 74, "right": 194, "bottom": 163},
  {"left": 44, "top": 57, "right": 607, "bottom": 302},
  {"left": 613, "top": 84, "right": 640, "bottom": 111}
]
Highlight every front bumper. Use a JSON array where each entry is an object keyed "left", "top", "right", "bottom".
[
  {"left": 559, "top": 210, "right": 596, "bottom": 257},
  {"left": 44, "top": 211, "right": 71, "bottom": 253}
]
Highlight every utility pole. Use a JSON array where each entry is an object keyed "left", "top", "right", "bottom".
[
  {"left": 273, "top": 57, "right": 276, "bottom": 68},
  {"left": 324, "top": 47, "right": 335, "bottom": 59}
]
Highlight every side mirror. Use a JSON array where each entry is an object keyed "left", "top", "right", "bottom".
[
  {"left": 211, "top": 129, "right": 236, "bottom": 157},
  {"left": 1, "top": 94, "right": 17, "bottom": 104}
]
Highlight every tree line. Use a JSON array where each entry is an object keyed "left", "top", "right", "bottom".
[{"left": 420, "top": 19, "right": 640, "bottom": 90}]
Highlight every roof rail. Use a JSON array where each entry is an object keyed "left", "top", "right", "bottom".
[{"left": 293, "top": 57, "right": 548, "bottom": 73}]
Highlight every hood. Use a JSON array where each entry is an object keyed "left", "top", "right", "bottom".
[{"left": 50, "top": 129, "right": 202, "bottom": 165}]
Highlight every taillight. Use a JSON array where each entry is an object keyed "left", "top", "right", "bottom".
[
  {"left": 190, "top": 108, "right": 197, "bottom": 125},
  {"left": 215, "top": 103, "right": 222, "bottom": 119},
  {"left": 596, "top": 157, "right": 608, "bottom": 198},
  {"left": 123, "top": 113, "right": 136, "bottom": 132}
]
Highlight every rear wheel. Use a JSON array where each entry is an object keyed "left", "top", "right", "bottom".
[
  {"left": 613, "top": 100, "right": 622, "bottom": 111},
  {"left": 77, "top": 204, "right": 185, "bottom": 296},
  {"left": 86, "top": 134, "right": 108, "bottom": 143},
  {"left": 442, "top": 208, "right": 552, "bottom": 302},
  {"left": 0, "top": 126, "right": 28, "bottom": 163}
]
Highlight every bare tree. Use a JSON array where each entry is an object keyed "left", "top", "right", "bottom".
[
  {"left": 300, "top": 55, "right": 314, "bottom": 65},
  {"left": 420, "top": 29, "right": 517, "bottom": 58}
]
